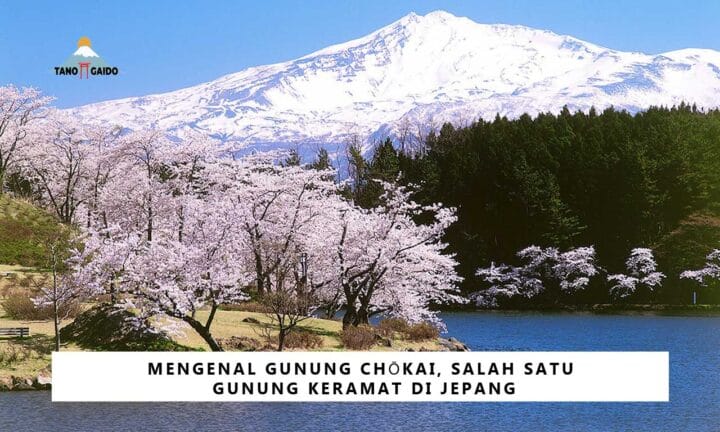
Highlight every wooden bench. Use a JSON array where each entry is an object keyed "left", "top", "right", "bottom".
[{"left": 0, "top": 327, "right": 29, "bottom": 338}]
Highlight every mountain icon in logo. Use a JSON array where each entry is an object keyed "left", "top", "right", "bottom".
[
  {"left": 55, "top": 37, "right": 118, "bottom": 79},
  {"left": 62, "top": 37, "right": 108, "bottom": 68}
]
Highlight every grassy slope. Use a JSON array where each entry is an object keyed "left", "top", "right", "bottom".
[
  {"left": 0, "top": 304, "right": 443, "bottom": 379},
  {"left": 175, "top": 309, "right": 443, "bottom": 352},
  {"left": 0, "top": 195, "right": 64, "bottom": 268}
]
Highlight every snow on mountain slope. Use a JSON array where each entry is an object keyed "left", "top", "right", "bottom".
[
  {"left": 70, "top": 10, "right": 720, "bottom": 150},
  {"left": 73, "top": 46, "right": 99, "bottom": 58}
]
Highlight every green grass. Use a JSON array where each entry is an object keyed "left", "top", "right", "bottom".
[
  {"left": 0, "top": 301, "right": 446, "bottom": 382},
  {"left": 170, "top": 309, "right": 444, "bottom": 352},
  {"left": 0, "top": 335, "right": 53, "bottom": 379},
  {"left": 0, "top": 195, "right": 67, "bottom": 267},
  {"left": 0, "top": 303, "right": 76, "bottom": 379}
]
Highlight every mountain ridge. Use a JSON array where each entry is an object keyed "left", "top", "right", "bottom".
[{"left": 70, "top": 10, "right": 720, "bottom": 151}]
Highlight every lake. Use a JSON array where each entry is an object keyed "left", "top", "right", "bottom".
[{"left": 1, "top": 312, "right": 718, "bottom": 431}]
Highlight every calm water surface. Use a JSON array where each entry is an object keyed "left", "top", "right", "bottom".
[{"left": 0, "top": 312, "right": 718, "bottom": 432}]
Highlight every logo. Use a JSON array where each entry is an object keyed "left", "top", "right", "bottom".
[{"left": 54, "top": 37, "right": 119, "bottom": 79}]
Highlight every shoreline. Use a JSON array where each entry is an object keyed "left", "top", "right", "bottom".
[
  {"left": 0, "top": 336, "right": 469, "bottom": 392},
  {"left": 439, "top": 304, "right": 720, "bottom": 315},
  {"left": 0, "top": 374, "right": 51, "bottom": 392}
]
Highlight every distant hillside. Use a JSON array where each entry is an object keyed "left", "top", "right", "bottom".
[
  {"left": 393, "top": 106, "right": 720, "bottom": 304},
  {"left": 0, "top": 195, "right": 66, "bottom": 267},
  {"left": 655, "top": 212, "right": 720, "bottom": 304}
]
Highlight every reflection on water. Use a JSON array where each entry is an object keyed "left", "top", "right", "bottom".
[{"left": 1, "top": 312, "right": 719, "bottom": 432}]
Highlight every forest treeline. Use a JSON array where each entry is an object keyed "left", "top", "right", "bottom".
[{"left": 340, "top": 104, "right": 720, "bottom": 304}]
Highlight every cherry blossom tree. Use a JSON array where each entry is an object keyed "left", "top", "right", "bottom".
[
  {"left": 65, "top": 131, "right": 463, "bottom": 346},
  {"left": 20, "top": 111, "right": 92, "bottom": 224},
  {"left": 17, "top": 110, "right": 125, "bottom": 228},
  {"left": 0, "top": 85, "right": 53, "bottom": 193},
  {"left": 210, "top": 160, "right": 341, "bottom": 295},
  {"left": 81, "top": 123, "right": 123, "bottom": 229},
  {"left": 681, "top": 249, "right": 720, "bottom": 303},
  {"left": 159, "top": 130, "right": 229, "bottom": 243},
  {"left": 204, "top": 158, "right": 352, "bottom": 328},
  {"left": 78, "top": 195, "right": 251, "bottom": 350},
  {"left": 115, "top": 129, "right": 176, "bottom": 242},
  {"left": 607, "top": 248, "right": 665, "bottom": 299},
  {"left": 75, "top": 136, "right": 250, "bottom": 351},
  {"left": 474, "top": 245, "right": 598, "bottom": 307},
  {"left": 333, "top": 182, "right": 463, "bottom": 328}
]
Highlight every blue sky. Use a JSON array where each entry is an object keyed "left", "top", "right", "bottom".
[{"left": 1, "top": 0, "right": 719, "bottom": 108}]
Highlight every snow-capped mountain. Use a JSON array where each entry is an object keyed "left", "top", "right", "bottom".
[
  {"left": 63, "top": 45, "right": 108, "bottom": 68},
  {"left": 71, "top": 10, "right": 720, "bottom": 150},
  {"left": 73, "top": 46, "right": 100, "bottom": 58}
]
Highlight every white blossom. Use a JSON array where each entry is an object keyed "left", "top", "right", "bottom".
[
  {"left": 474, "top": 245, "right": 597, "bottom": 306},
  {"left": 607, "top": 248, "right": 665, "bottom": 298},
  {"left": 681, "top": 249, "right": 720, "bottom": 285}
]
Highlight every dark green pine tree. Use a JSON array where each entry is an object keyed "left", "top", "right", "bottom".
[
  {"left": 282, "top": 148, "right": 301, "bottom": 167},
  {"left": 354, "top": 138, "right": 401, "bottom": 208},
  {"left": 311, "top": 148, "right": 332, "bottom": 171}
]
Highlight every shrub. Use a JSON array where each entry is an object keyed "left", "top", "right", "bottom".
[
  {"left": 1, "top": 291, "right": 36, "bottom": 318},
  {"left": 0, "top": 344, "right": 33, "bottom": 365},
  {"left": 284, "top": 330, "right": 323, "bottom": 349},
  {"left": 0, "top": 278, "right": 15, "bottom": 298},
  {"left": 218, "top": 336, "right": 264, "bottom": 351},
  {"left": 220, "top": 302, "right": 272, "bottom": 313},
  {"left": 1, "top": 289, "right": 81, "bottom": 320},
  {"left": 59, "top": 304, "right": 195, "bottom": 351},
  {"left": 406, "top": 322, "right": 440, "bottom": 342},
  {"left": 17, "top": 274, "right": 34, "bottom": 288},
  {"left": 341, "top": 325, "right": 376, "bottom": 350},
  {"left": 376, "top": 317, "right": 410, "bottom": 338}
]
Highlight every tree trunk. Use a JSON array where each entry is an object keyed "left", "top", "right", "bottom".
[
  {"left": 254, "top": 251, "right": 265, "bottom": 294},
  {"left": 109, "top": 278, "right": 117, "bottom": 304},
  {"left": 323, "top": 306, "right": 337, "bottom": 320},
  {"left": 182, "top": 316, "right": 222, "bottom": 351},
  {"left": 178, "top": 206, "right": 184, "bottom": 243},
  {"left": 277, "top": 328, "right": 286, "bottom": 351},
  {"left": 205, "top": 302, "right": 218, "bottom": 330},
  {"left": 53, "top": 303, "right": 60, "bottom": 352},
  {"left": 342, "top": 284, "right": 358, "bottom": 329},
  {"left": 52, "top": 264, "right": 60, "bottom": 351},
  {"left": 354, "top": 307, "right": 369, "bottom": 326},
  {"left": 342, "top": 305, "right": 357, "bottom": 329},
  {"left": 354, "top": 292, "right": 371, "bottom": 326},
  {"left": 147, "top": 206, "right": 153, "bottom": 242}
]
